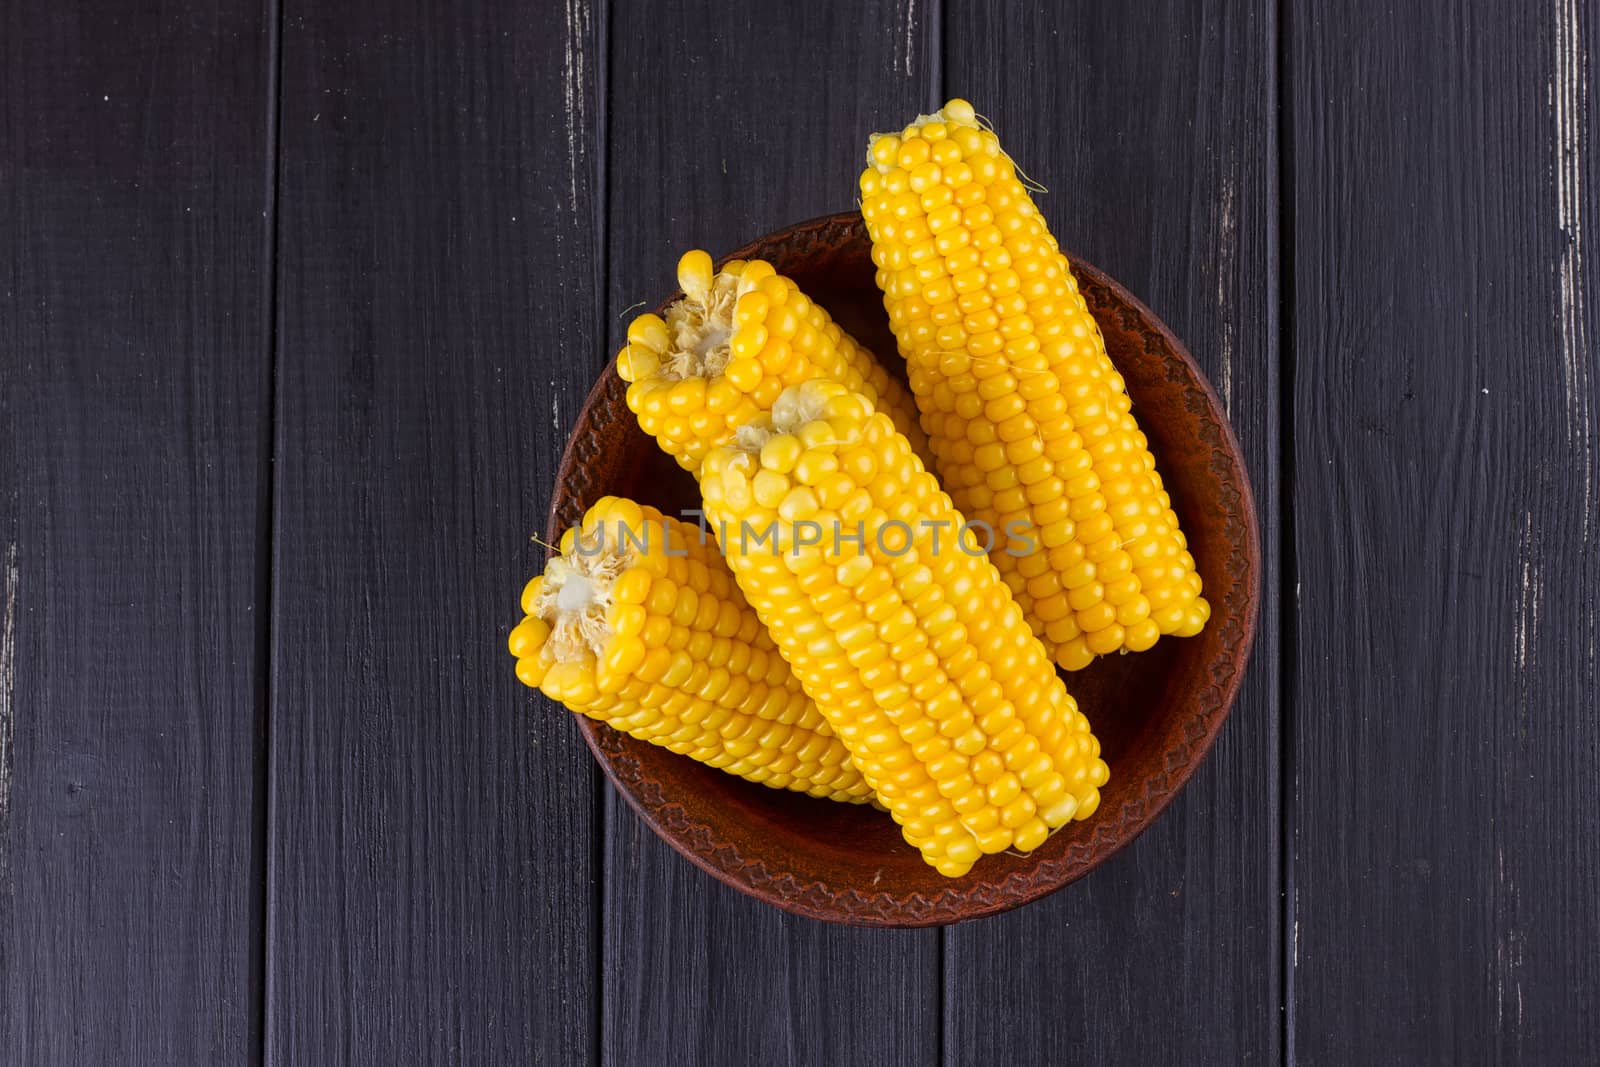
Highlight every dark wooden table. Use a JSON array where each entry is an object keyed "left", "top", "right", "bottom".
[{"left": 3, "top": 1, "right": 1597, "bottom": 1063}]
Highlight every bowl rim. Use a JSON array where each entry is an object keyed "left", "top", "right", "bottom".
[{"left": 546, "top": 212, "right": 1261, "bottom": 926}]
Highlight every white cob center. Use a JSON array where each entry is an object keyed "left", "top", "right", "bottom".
[
  {"left": 728, "top": 383, "right": 836, "bottom": 455},
  {"left": 770, "top": 382, "right": 831, "bottom": 432},
  {"left": 534, "top": 539, "right": 627, "bottom": 662},
  {"left": 661, "top": 270, "right": 740, "bottom": 380}
]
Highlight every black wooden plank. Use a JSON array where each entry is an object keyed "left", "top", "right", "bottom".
[
  {"left": 266, "top": 1, "right": 604, "bottom": 1062},
  {"left": 600, "top": 2, "right": 941, "bottom": 1063},
  {"left": 0, "top": 2, "right": 272, "bottom": 1062},
  {"left": 603, "top": 815, "right": 938, "bottom": 1066},
  {"left": 1289, "top": 1, "right": 1600, "bottom": 1062},
  {"left": 942, "top": 3, "right": 1281, "bottom": 1064}
]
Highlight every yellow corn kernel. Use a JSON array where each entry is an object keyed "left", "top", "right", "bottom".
[
  {"left": 860, "top": 100, "right": 1209, "bottom": 666},
  {"left": 617, "top": 251, "right": 930, "bottom": 474},
  {"left": 700, "top": 381, "right": 1108, "bottom": 876},
  {"left": 508, "top": 497, "right": 872, "bottom": 804}
]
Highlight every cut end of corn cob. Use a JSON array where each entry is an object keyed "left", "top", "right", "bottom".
[
  {"left": 701, "top": 380, "right": 1110, "bottom": 877},
  {"left": 657, "top": 250, "right": 741, "bottom": 380},
  {"left": 616, "top": 251, "right": 931, "bottom": 474},
  {"left": 858, "top": 100, "right": 1210, "bottom": 669},
  {"left": 509, "top": 496, "right": 875, "bottom": 804},
  {"left": 531, "top": 540, "right": 626, "bottom": 663}
]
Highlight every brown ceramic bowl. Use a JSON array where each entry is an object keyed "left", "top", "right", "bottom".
[{"left": 548, "top": 213, "right": 1259, "bottom": 926}]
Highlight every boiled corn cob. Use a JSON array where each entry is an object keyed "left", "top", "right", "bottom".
[
  {"left": 617, "top": 250, "right": 930, "bottom": 474},
  {"left": 509, "top": 496, "right": 874, "bottom": 804},
  {"left": 699, "top": 380, "right": 1109, "bottom": 876},
  {"left": 859, "top": 99, "right": 1209, "bottom": 670}
]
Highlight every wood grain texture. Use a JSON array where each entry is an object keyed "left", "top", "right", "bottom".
[
  {"left": 15, "top": 0, "right": 1600, "bottom": 1062},
  {"left": 943, "top": 2, "right": 1282, "bottom": 1064},
  {"left": 266, "top": 1, "right": 604, "bottom": 1062},
  {"left": 600, "top": 1, "right": 940, "bottom": 1062},
  {"left": 1289, "top": 1, "right": 1600, "bottom": 1062},
  {"left": 0, "top": 2, "right": 272, "bottom": 1062},
  {"left": 603, "top": 813, "right": 938, "bottom": 1065}
]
